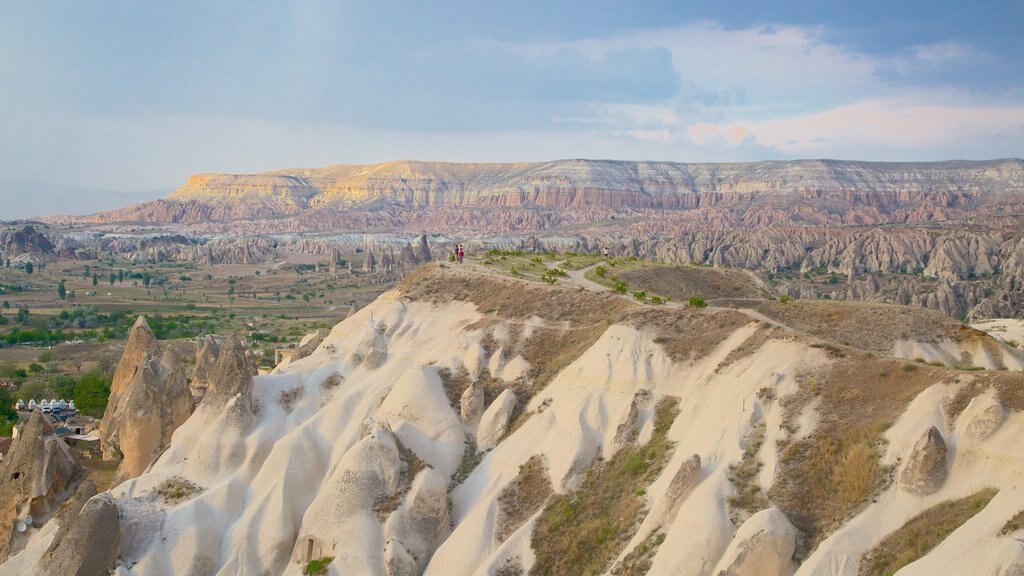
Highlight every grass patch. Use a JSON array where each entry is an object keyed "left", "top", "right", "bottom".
[
  {"left": 612, "top": 530, "right": 667, "bottom": 576},
  {"left": 152, "top": 475, "right": 203, "bottom": 505},
  {"left": 859, "top": 488, "right": 997, "bottom": 576},
  {"left": 531, "top": 397, "right": 680, "bottom": 576},
  {"left": 496, "top": 456, "right": 553, "bottom": 541},
  {"left": 1000, "top": 508, "right": 1024, "bottom": 536},
  {"left": 727, "top": 422, "right": 770, "bottom": 524},
  {"left": 770, "top": 355, "right": 949, "bottom": 553}
]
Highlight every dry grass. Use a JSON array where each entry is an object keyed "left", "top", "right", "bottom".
[
  {"left": 496, "top": 456, "right": 553, "bottom": 541},
  {"left": 530, "top": 397, "right": 680, "bottom": 576},
  {"left": 770, "top": 355, "right": 951, "bottom": 551},
  {"left": 612, "top": 530, "right": 667, "bottom": 576},
  {"left": 757, "top": 300, "right": 970, "bottom": 354},
  {"left": 80, "top": 457, "right": 119, "bottom": 491},
  {"left": 153, "top": 475, "right": 203, "bottom": 504},
  {"left": 400, "top": 263, "right": 628, "bottom": 325},
  {"left": 727, "top": 422, "right": 770, "bottom": 524},
  {"left": 1000, "top": 508, "right": 1024, "bottom": 536},
  {"left": 374, "top": 439, "right": 426, "bottom": 519},
  {"left": 625, "top": 307, "right": 753, "bottom": 364},
  {"left": 616, "top": 264, "right": 771, "bottom": 302},
  {"left": 277, "top": 385, "right": 303, "bottom": 412},
  {"left": 859, "top": 488, "right": 998, "bottom": 576}
]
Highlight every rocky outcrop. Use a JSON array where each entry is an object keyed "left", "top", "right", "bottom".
[
  {"left": 711, "top": 507, "right": 797, "bottom": 576},
  {"left": 382, "top": 467, "right": 450, "bottom": 574},
  {"left": 899, "top": 426, "right": 948, "bottom": 495},
  {"left": 0, "top": 226, "right": 54, "bottom": 258},
  {"left": 203, "top": 334, "right": 257, "bottom": 413},
  {"left": 99, "top": 317, "right": 194, "bottom": 481},
  {"left": 0, "top": 411, "right": 86, "bottom": 561},
  {"left": 477, "top": 389, "right": 517, "bottom": 450},
  {"left": 664, "top": 454, "right": 702, "bottom": 518},
  {"left": 460, "top": 380, "right": 485, "bottom": 430},
  {"left": 278, "top": 330, "right": 324, "bottom": 369},
  {"left": 190, "top": 336, "right": 220, "bottom": 402},
  {"left": 957, "top": 395, "right": 1006, "bottom": 441},
  {"left": 39, "top": 493, "right": 120, "bottom": 576}
]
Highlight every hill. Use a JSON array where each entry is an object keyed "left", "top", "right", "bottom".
[{"left": 3, "top": 263, "right": 1024, "bottom": 575}]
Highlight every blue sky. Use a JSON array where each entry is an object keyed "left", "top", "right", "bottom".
[{"left": 1, "top": 0, "right": 1022, "bottom": 209}]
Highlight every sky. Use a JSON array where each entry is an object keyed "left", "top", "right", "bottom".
[{"left": 1, "top": 0, "right": 1022, "bottom": 215}]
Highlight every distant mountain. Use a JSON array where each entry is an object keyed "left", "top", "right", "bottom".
[
  {"left": 0, "top": 179, "right": 170, "bottom": 220},
  {"left": 71, "top": 158, "right": 1024, "bottom": 229}
]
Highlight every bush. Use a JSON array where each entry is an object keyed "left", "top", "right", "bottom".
[
  {"left": 687, "top": 296, "right": 707, "bottom": 308},
  {"left": 595, "top": 265, "right": 607, "bottom": 278},
  {"left": 303, "top": 557, "right": 334, "bottom": 576},
  {"left": 631, "top": 291, "right": 647, "bottom": 301},
  {"left": 612, "top": 280, "right": 628, "bottom": 295},
  {"left": 778, "top": 295, "right": 790, "bottom": 303}
]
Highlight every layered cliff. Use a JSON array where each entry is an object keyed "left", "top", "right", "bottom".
[{"left": 75, "top": 158, "right": 1024, "bottom": 224}]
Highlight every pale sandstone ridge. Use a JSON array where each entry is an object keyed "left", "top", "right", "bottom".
[
  {"left": 0, "top": 411, "right": 86, "bottom": 562},
  {"left": 6, "top": 266, "right": 1024, "bottom": 575},
  {"left": 99, "top": 316, "right": 194, "bottom": 481}
]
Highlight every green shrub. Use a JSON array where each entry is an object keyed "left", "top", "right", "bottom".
[
  {"left": 303, "top": 557, "right": 334, "bottom": 576},
  {"left": 612, "top": 280, "right": 628, "bottom": 295},
  {"left": 595, "top": 265, "right": 607, "bottom": 277},
  {"left": 687, "top": 296, "right": 707, "bottom": 308},
  {"left": 778, "top": 295, "right": 790, "bottom": 303}
]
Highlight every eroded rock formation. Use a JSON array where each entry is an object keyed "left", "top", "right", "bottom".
[
  {"left": 0, "top": 411, "right": 86, "bottom": 561},
  {"left": 99, "top": 317, "right": 194, "bottom": 481}
]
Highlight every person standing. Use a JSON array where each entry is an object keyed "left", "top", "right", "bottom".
[{"left": 457, "top": 244, "right": 464, "bottom": 264}]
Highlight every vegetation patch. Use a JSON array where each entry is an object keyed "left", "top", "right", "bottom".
[
  {"left": 1000, "top": 508, "right": 1024, "bottom": 536},
  {"left": 630, "top": 307, "right": 751, "bottom": 364},
  {"left": 770, "top": 355, "right": 949, "bottom": 552},
  {"left": 612, "top": 530, "right": 666, "bottom": 576},
  {"left": 277, "top": 385, "right": 304, "bottom": 412},
  {"left": 496, "top": 456, "right": 553, "bottom": 541},
  {"left": 615, "top": 264, "right": 770, "bottom": 302},
  {"left": 756, "top": 300, "right": 968, "bottom": 355},
  {"left": 303, "top": 556, "right": 334, "bottom": 576},
  {"left": 153, "top": 475, "right": 203, "bottom": 504},
  {"left": 859, "top": 488, "right": 997, "bottom": 576},
  {"left": 727, "top": 422, "right": 770, "bottom": 524},
  {"left": 374, "top": 438, "right": 427, "bottom": 519},
  {"left": 530, "top": 397, "right": 680, "bottom": 576},
  {"left": 449, "top": 436, "right": 484, "bottom": 490}
]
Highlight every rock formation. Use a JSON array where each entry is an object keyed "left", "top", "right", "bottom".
[
  {"left": 477, "top": 389, "right": 516, "bottom": 450},
  {"left": 460, "top": 380, "right": 485, "bottom": 430},
  {"left": 899, "top": 426, "right": 948, "bottom": 495},
  {"left": 190, "top": 336, "right": 220, "bottom": 403},
  {"left": 39, "top": 493, "right": 120, "bottom": 576},
  {"left": 956, "top": 395, "right": 1007, "bottom": 442},
  {"left": 0, "top": 411, "right": 86, "bottom": 561},
  {"left": 711, "top": 507, "right": 797, "bottom": 576},
  {"left": 0, "top": 226, "right": 54, "bottom": 258},
  {"left": 203, "top": 334, "right": 257, "bottom": 411},
  {"left": 99, "top": 317, "right": 194, "bottom": 480}
]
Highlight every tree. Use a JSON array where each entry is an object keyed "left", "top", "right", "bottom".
[
  {"left": 57, "top": 280, "right": 67, "bottom": 300},
  {"left": 73, "top": 371, "right": 111, "bottom": 418},
  {"left": 118, "top": 269, "right": 124, "bottom": 284},
  {"left": 15, "top": 307, "right": 29, "bottom": 324},
  {"left": 24, "top": 262, "right": 33, "bottom": 275},
  {"left": 143, "top": 272, "right": 151, "bottom": 287},
  {"left": 92, "top": 273, "right": 98, "bottom": 286},
  {"left": 109, "top": 272, "right": 116, "bottom": 286},
  {"left": 83, "top": 266, "right": 90, "bottom": 278}
]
